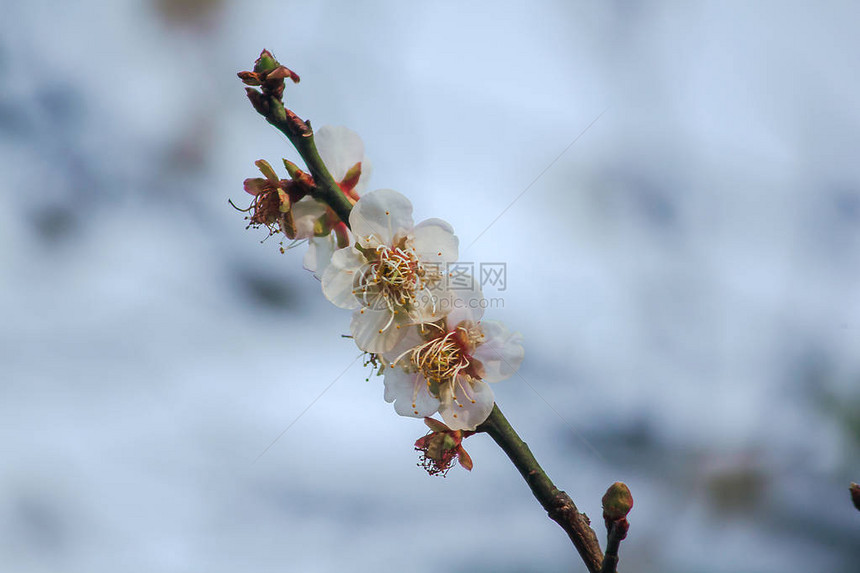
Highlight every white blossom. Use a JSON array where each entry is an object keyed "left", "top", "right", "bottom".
[
  {"left": 380, "top": 283, "right": 524, "bottom": 430},
  {"left": 321, "top": 189, "right": 458, "bottom": 353}
]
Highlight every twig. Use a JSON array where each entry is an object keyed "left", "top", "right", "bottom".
[
  {"left": 239, "top": 51, "right": 353, "bottom": 225},
  {"left": 259, "top": 110, "right": 353, "bottom": 226},
  {"left": 477, "top": 404, "right": 605, "bottom": 573},
  {"left": 600, "top": 520, "right": 627, "bottom": 573}
]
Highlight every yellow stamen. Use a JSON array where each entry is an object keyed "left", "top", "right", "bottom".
[{"left": 352, "top": 244, "right": 442, "bottom": 334}]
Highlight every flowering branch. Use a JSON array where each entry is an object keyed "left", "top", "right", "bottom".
[
  {"left": 237, "top": 50, "right": 633, "bottom": 573},
  {"left": 477, "top": 404, "right": 605, "bottom": 572},
  {"left": 239, "top": 50, "right": 353, "bottom": 225}
]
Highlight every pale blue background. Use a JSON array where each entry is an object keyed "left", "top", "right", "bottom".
[{"left": 2, "top": 1, "right": 860, "bottom": 572}]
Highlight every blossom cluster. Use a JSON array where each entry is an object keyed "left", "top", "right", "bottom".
[{"left": 241, "top": 126, "right": 524, "bottom": 437}]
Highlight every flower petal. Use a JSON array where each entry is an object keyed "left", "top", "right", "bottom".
[
  {"left": 444, "top": 280, "right": 484, "bottom": 328},
  {"left": 321, "top": 247, "right": 364, "bottom": 309},
  {"left": 350, "top": 308, "right": 408, "bottom": 353},
  {"left": 408, "top": 282, "right": 450, "bottom": 325},
  {"left": 350, "top": 189, "right": 414, "bottom": 247},
  {"left": 412, "top": 218, "right": 459, "bottom": 265},
  {"left": 352, "top": 160, "right": 373, "bottom": 195},
  {"left": 472, "top": 320, "right": 524, "bottom": 383},
  {"left": 438, "top": 378, "right": 495, "bottom": 430},
  {"left": 255, "top": 159, "right": 278, "bottom": 182},
  {"left": 243, "top": 177, "right": 267, "bottom": 196},
  {"left": 291, "top": 197, "right": 328, "bottom": 239},
  {"left": 383, "top": 367, "right": 440, "bottom": 418},
  {"left": 315, "top": 125, "right": 366, "bottom": 184},
  {"left": 381, "top": 324, "right": 425, "bottom": 365},
  {"left": 303, "top": 234, "right": 336, "bottom": 279},
  {"left": 424, "top": 417, "right": 451, "bottom": 433},
  {"left": 457, "top": 448, "right": 473, "bottom": 471}
]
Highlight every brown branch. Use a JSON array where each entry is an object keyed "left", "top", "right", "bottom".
[
  {"left": 599, "top": 519, "right": 627, "bottom": 573},
  {"left": 477, "top": 404, "right": 604, "bottom": 573}
]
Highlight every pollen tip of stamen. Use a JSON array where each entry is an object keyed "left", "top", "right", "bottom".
[
  {"left": 390, "top": 364, "right": 395, "bottom": 368},
  {"left": 360, "top": 309, "right": 365, "bottom": 314},
  {"left": 378, "top": 329, "right": 383, "bottom": 334},
  {"left": 453, "top": 414, "right": 458, "bottom": 418},
  {"left": 471, "top": 400, "right": 476, "bottom": 404},
  {"left": 413, "top": 410, "right": 419, "bottom": 414},
  {"left": 437, "top": 252, "right": 442, "bottom": 256},
  {"left": 385, "top": 210, "right": 390, "bottom": 215}
]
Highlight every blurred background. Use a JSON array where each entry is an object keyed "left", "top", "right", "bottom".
[{"left": 2, "top": 1, "right": 860, "bottom": 571}]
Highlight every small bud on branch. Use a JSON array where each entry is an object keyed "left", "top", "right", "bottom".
[
  {"left": 238, "top": 49, "right": 300, "bottom": 100},
  {"left": 602, "top": 481, "right": 633, "bottom": 523},
  {"left": 851, "top": 482, "right": 860, "bottom": 512},
  {"left": 600, "top": 482, "right": 633, "bottom": 573}
]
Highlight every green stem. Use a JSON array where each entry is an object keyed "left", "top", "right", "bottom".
[
  {"left": 477, "top": 404, "right": 604, "bottom": 573},
  {"left": 267, "top": 115, "right": 354, "bottom": 225},
  {"left": 251, "top": 95, "right": 354, "bottom": 225}
]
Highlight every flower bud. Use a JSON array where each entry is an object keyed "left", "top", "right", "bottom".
[
  {"left": 254, "top": 49, "right": 278, "bottom": 74},
  {"left": 239, "top": 51, "right": 300, "bottom": 101},
  {"left": 602, "top": 482, "right": 633, "bottom": 521},
  {"left": 851, "top": 482, "right": 860, "bottom": 512},
  {"left": 282, "top": 158, "right": 305, "bottom": 180}
]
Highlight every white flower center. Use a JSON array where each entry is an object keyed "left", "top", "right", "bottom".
[{"left": 411, "top": 330, "right": 470, "bottom": 385}]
